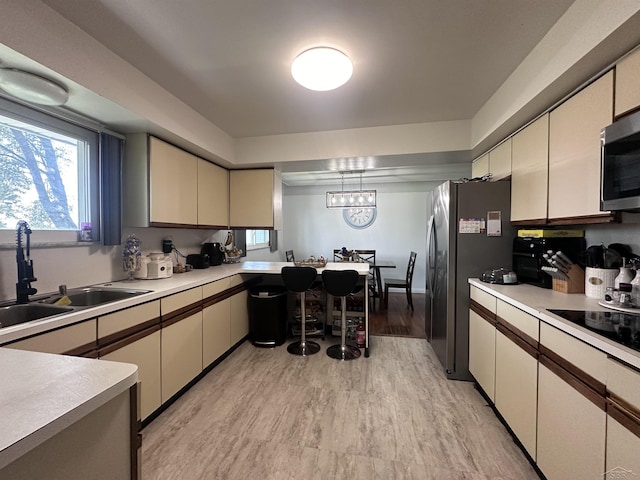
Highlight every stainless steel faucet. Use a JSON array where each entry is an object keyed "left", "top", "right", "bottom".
[{"left": 16, "top": 220, "right": 37, "bottom": 304}]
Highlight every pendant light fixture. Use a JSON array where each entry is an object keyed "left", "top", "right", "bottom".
[
  {"left": 326, "top": 171, "right": 376, "bottom": 208},
  {"left": 291, "top": 47, "right": 353, "bottom": 91},
  {"left": 0, "top": 68, "right": 69, "bottom": 106}
]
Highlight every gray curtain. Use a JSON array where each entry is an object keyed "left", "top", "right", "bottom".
[
  {"left": 100, "top": 133, "right": 123, "bottom": 245},
  {"left": 269, "top": 230, "right": 278, "bottom": 252}
]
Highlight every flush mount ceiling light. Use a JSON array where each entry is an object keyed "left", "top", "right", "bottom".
[
  {"left": 326, "top": 170, "right": 376, "bottom": 209},
  {"left": 291, "top": 47, "right": 353, "bottom": 91},
  {"left": 0, "top": 68, "right": 69, "bottom": 106}
]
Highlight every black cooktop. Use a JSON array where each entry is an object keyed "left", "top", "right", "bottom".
[{"left": 548, "top": 309, "right": 640, "bottom": 354}]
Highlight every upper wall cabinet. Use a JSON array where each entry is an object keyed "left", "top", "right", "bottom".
[
  {"left": 197, "top": 159, "right": 229, "bottom": 229},
  {"left": 471, "top": 153, "right": 489, "bottom": 179},
  {"left": 615, "top": 47, "right": 640, "bottom": 118},
  {"left": 488, "top": 139, "right": 512, "bottom": 181},
  {"left": 471, "top": 140, "right": 511, "bottom": 182},
  {"left": 148, "top": 136, "right": 198, "bottom": 226},
  {"left": 548, "top": 71, "right": 614, "bottom": 222},
  {"left": 124, "top": 134, "right": 228, "bottom": 228},
  {"left": 229, "top": 169, "right": 283, "bottom": 229},
  {"left": 511, "top": 114, "right": 549, "bottom": 223}
]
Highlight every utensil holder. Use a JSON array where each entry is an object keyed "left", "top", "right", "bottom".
[
  {"left": 552, "top": 264, "right": 585, "bottom": 294},
  {"left": 585, "top": 267, "right": 617, "bottom": 299}
]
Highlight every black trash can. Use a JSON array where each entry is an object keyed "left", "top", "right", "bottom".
[{"left": 249, "top": 285, "right": 288, "bottom": 347}]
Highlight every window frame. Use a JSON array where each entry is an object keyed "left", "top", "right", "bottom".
[
  {"left": 0, "top": 98, "right": 100, "bottom": 246},
  {"left": 245, "top": 229, "right": 270, "bottom": 251}
]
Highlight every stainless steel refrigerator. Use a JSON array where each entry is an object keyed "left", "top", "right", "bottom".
[{"left": 426, "top": 180, "right": 514, "bottom": 380}]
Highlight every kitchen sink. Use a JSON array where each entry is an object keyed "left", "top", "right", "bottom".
[
  {"left": 0, "top": 303, "right": 74, "bottom": 329},
  {"left": 41, "top": 287, "right": 151, "bottom": 307}
]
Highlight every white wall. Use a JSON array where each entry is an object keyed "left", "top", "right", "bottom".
[
  {"left": 0, "top": 226, "right": 228, "bottom": 302},
  {"left": 280, "top": 182, "right": 440, "bottom": 294}
]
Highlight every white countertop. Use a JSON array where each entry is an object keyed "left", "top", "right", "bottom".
[
  {"left": 469, "top": 278, "right": 640, "bottom": 369},
  {"left": 0, "top": 348, "right": 137, "bottom": 469},
  {"left": 0, "top": 261, "right": 370, "bottom": 346},
  {"left": 241, "top": 261, "right": 371, "bottom": 274}
]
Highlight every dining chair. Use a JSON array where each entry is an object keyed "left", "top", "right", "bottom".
[
  {"left": 285, "top": 250, "right": 295, "bottom": 262},
  {"left": 354, "top": 249, "right": 377, "bottom": 305},
  {"left": 384, "top": 251, "right": 417, "bottom": 310}
]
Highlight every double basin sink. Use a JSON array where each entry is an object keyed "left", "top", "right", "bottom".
[{"left": 0, "top": 287, "right": 151, "bottom": 329}]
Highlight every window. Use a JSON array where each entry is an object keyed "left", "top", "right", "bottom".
[
  {"left": 0, "top": 99, "right": 99, "bottom": 243},
  {"left": 246, "top": 229, "right": 270, "bottom": 250}
]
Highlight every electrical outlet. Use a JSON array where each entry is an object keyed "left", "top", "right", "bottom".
[{"left": 162, "top": 239, "right": 173, "bottom": 254}]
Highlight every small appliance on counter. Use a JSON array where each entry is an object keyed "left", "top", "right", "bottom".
[
  {"left": 512, "top": 235, "right": 585, "bottom": 288},
  {"left": 481, "top": 268, "right": 517, "bottom": 284},
  {"left": 201, "top": 242, "right": 225, "bottom": 266},
  {"left": 134, "top": 252, "right": 174, "bottom": 279},
  {"left": 186, "top": 253, "right": 209, "bottom": 269}
]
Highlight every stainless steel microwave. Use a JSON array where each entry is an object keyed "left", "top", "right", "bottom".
[{"left": 601, "top": 109, "right": 640, "bottom": 211}]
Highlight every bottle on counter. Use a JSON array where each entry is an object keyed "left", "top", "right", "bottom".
[
  {"left": 631, "top": 268, "right": 640, "bottom": 307},
  {"left": 614, "top": 263, "right": 634, "bottom": 289}
]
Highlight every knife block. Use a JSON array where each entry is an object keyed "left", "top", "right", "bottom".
[{"left": 552, "top": 264, "right": 585, "bottom": 294}]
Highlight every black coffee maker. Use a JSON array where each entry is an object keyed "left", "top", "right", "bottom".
[{"left": 201, "top": 243, "right": 225, "bottom": 266}]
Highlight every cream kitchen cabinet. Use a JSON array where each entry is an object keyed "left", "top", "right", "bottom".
[
  {"left": 229, "top": 168, "right": 283, "bottom": 229},
  {"left": 3, "top": 318, "right": 97, "bottom": 356},
  {"left": 511, "top": 114, "right": 549, "bottom": 223},
  {"left": 615, "top": 47, "right": 640, "bottom": 118},
  {"left": 202, "top": 277, "right": 232, "bottom": 367},
  {"left": 229, "top": 283, "right": 250, "bottom": 345},
  {"left": 468, "top": 285, "right": 497, "bottom": 402},
  {"left": 605, "top": 358, "right": 640, "bottom": 478},
  {"left": 537, "top": 322, "right": 607, "bottom": 480},
  {"left": 100, "top": 330, "right": 161, "bottom": 422},
  {"left": 548, "top": 71, "right": 614, "bottom": 221},
  {"left": 124, "top": 134, "right": 198, "bottom": 227},
  {"left": 97, "top": 300, "right": 162, "bottom": 422},
  {"left": 160, "top": 287, "right": 203, "bottom": 403},
  {"left": 488, "top": 138, "right": 511, "bottom": 181},
  {"left": 471, "top": 153, "right": 489, "bottom": 179},
  {"left": 198, "top": 158, "right": 229, "bottom": 228},
  {"left": 494, "top": 300, "right": 539, "bottom": 460}
]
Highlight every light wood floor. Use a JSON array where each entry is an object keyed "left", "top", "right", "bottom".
[{"left": 141, "top": 335, "right": 540, "bottom": 479}]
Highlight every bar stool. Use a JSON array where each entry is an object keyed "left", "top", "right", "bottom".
[
  {"left": 322, "top": 269, "right": 361, "bottom": 361},
  {"left": 281, "top": 266, "right": 320, "bottom": 356}
]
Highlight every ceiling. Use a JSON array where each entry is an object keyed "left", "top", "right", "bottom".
[{"left": 9, "top": 0, "right": 576, "bottom": 184}]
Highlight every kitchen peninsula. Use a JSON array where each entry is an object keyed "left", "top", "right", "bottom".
[{"left": 0, "top": 261, "right": 370, "bottom": 478}]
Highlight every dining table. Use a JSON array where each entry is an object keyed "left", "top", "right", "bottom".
[{"left": 370, "top": 260, "right": 396, "bottom": 307}]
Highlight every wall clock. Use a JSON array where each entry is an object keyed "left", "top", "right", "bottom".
[{"left": 343, "top": 207, "right": 377, "bottom": 229}]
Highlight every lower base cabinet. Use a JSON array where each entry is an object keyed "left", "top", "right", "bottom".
[
  {"left": 606, "top": 414, "right": 640, "bottom": 478},
  {"left": 537, "top": 362, "right": 606, "bottom": 480},
  {"left": 100, "top": 330, "right": 161, "bottom": 421},
  {"left": 468, "top": 307, "right": 496, "bottom": 401},
  {"left": 230, "top": 289, "right": 249, "bottom": 345},
  {"left": 494, "top": 329, "right": 538, "bottom": 459},
  {"left": 202, "top": 298, "right": 231, "bottom": 366},
  {"left": 605, "top": 358, "right": 640, "bottom": 478},
  {"left": 161, "top": 312, "right": 203, "bottom": 403}
]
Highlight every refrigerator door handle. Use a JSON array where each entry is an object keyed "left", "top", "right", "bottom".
[{"left": 426, "top": 214, "right": 435, "bottom": 294}]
